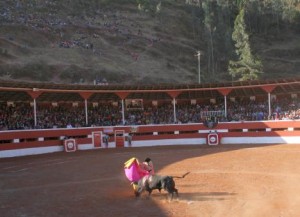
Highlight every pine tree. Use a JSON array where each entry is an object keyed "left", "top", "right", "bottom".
[{"left": 228, "top": 8, "right": 263, "bottom": 81}]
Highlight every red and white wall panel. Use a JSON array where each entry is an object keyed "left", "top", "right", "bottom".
[{"left": 0, "top": 120, "right": 300, "bottom": 158}]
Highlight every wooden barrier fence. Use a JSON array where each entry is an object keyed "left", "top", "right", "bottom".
[{"left": 1, "top": 120, "right": 300, "bottom": 158}]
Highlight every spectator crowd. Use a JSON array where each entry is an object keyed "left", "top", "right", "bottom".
[
  {"left": 1, "top": 0, "right": 162, "bottom": 62},
  {"left": 0, "top": 96, "right": 299, "bottom": 131}
]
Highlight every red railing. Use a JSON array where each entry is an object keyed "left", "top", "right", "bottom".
[{"left": 1, "top": 120, "right": 300, "bottom": 152}]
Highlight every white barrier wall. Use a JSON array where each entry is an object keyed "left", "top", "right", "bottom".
[{"left": 1, "top": 121, "right": 300, "bottom": 158}]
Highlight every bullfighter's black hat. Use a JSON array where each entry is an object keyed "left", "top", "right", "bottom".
[{"left": 144, "top": 157, "right": 151, "bottom": 163}]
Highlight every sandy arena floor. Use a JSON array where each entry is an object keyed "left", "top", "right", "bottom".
[{"left": 1, "top": 144, "right": 300, "bottom": 217}]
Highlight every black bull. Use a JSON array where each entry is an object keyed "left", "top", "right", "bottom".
[{"left": 133, "top": 172, "right": 190, "bottom": 200}]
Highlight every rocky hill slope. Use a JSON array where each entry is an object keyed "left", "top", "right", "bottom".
[{"left": 0, "top": 0, "right": 299, "bottom": 85}]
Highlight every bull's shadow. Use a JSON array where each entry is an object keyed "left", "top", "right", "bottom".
[{"left": 148, "top": 191, "right": 237, "bottom": 202}]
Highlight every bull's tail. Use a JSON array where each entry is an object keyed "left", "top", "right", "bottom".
[{"left": 172, "top": 172, "right": 190, "bottom": 179}]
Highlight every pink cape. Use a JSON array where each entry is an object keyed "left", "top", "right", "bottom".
[{"left": 124, "top": 157, "right": 149, "bottom": 182}]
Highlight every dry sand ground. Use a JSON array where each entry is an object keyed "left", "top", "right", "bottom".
[{"left": 1, "top": 144, "right": 300, "bottom": 217}]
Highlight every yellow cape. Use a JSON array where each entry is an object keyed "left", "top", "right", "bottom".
[{"left": 124, "top": 157, "right": 137, "bottom": 168}]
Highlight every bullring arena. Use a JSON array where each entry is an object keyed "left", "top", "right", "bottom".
[
  {"left": 1, "top": 144, "right": 300, "bottom": 217},
  {"left": 1, "top": 78, "right": 300, "bottom": 217}
]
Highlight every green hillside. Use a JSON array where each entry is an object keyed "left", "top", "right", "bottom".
[{"left": 0, "top": 0, "right": 299, "bottom": 84}]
